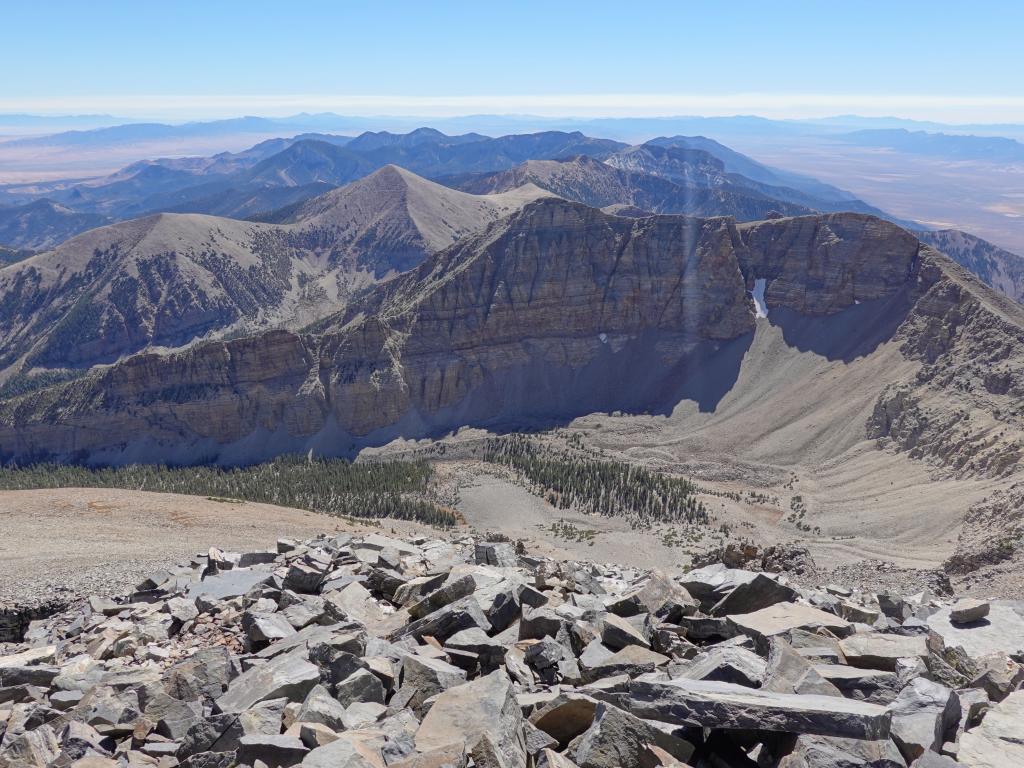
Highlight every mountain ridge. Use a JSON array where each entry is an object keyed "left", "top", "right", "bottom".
[
  {"left": 3, "top": 201, "right": 1018, "bottom": 480},
  {"left": 0, "top": 167, "right": 551, "bottom": 377}
]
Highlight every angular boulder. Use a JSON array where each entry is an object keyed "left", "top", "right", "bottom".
[
  {"left": 629, "top": 677, "right": 891, "bottom": 739},
  {"left": 216, "top": 652, "right": 321, "bottom": 714},
  {"left": 414, "top": 670, "right": 526, "bottom": 767},
  {"left": 838, "top": 632, "right": 928, "bottom": 671}
]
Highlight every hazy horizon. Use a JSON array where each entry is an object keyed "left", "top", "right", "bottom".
[{"left": 5, "top": 1, "right": 1022, "bottom": 123}]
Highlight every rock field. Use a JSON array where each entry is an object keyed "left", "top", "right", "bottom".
[{"left": 2, "top": 530, "right": 1023, "bottom": 767}]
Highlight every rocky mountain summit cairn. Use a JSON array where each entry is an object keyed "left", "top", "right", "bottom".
[{"left": 0, "top": 534, "right": 1021, "bottom": 767}]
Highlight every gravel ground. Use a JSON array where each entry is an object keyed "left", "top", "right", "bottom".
[{"left": 0, "top": 488, "right": 374, "bottom": 607}]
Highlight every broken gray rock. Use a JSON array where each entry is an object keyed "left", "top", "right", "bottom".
[
  {"left": 475, "top": 542, "right": 518, "bottom": 568},
  {"left": 407, "top": 575, "right": 477, "bottom": 620},
  {"left": 680, "top": 564, "right": 758, "bottom": 611},
  {"left": 399, "top": 653, "right": 467, "bottom": 714},
  {"left": 414, "top": 670, "right": 526, "bottom": 767},
  {"left": 629, "top": 677, "right": 892, "bottom": 739},
  {"left": 599, "top": 613, "right": 649, "bottom": 651},
  {"left": 926, "top": 601, "right": 1024, "bottom": 660},
  {"left": 888, "top": 677, "right": 961, "bottom": 764},
  {"left": 525, "top": 638, "right": 581, "bottom": 685},
  {"left": 813, "top": 663, "right": 901, "bottom": 704},
  {"left": 727, "top": 602, "right": 851, "bottom": 647},
  {"left": 284, "top": 562, "right": 326, "bottom": 595},
  {"left": 604, "top": 571, "right": 696, "bottom": 621},
  {"left": 958, "top": 689, "right": 1024, "bottom": 767},
  {"left": 710, "top": 573, "right": 798, "bottom": 617},
  {"left": 680, "top": 646, "right": 767, "bottom": 688},
  {"left": 237, "top": 734, "right": 309, "bottom": 768},
  {"left": 6, "top": 528, "right": 1020, "bottom": 768},
  {"left": 950, "top": 598, "right": 990, "bottom": 625},
  {"left": 243, "top": 611, "right": 297, "bottom": 645},
  {"left": 777, "top": 734, "right": 906, "bottom": 767},
  {"left": 519, "top": 606, "right": 568, "bottom": 642},
  {"left": 333, "top": 668, "right": 385, "bottom": 707},
  {"left": 529, "top": 693, "right": 600, "bottom": 750},
  {"left": 572, "top": 700, "right": 695, "bottom": 768},
  {"left": 391, "top": 595, "right": 492, "bottom": 643},
  {"left": 762, "top": 638, "right": 841, "bottom": 697},
  {"left": 216, "top": 652, "right": 320, "bottom": 714},
  {"left": 296, "top": 684, "right": 348, "bottom": 731},
  {"left": 838, "top": 632, "right": 928, "bottom": 671}
]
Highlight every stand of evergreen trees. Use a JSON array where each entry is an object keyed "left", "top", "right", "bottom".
[
  {"left": 480, "top": 435, "right": 708, "bottom": 528},
  {"left": 0, "top": 456, "right": 456, "bottom": 527}
]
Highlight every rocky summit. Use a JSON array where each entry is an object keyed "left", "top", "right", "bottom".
[{"left": 1, "top": 530, "right": 1021, "bottom": 768}]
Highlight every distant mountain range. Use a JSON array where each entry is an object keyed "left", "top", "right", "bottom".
[
  {"left": 0, "top": 128, "right": 902, "bottom": 249},
  {"left": 0, "top": 166, "right": 550, "bottom": 374},
  {"left": 837, "top": 129, "right": 1024, "bottom": 162},
  {"left": 3, "top": 127, "right": 1022, "bottom": 318},
  {"left": 4, "top": 111, "right": 1024, "bottom": 143},
  {"left": 0, "top": 199, "right": 109, "bottom": 251}
]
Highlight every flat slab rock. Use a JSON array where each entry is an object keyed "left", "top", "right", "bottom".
[
  {"left": 838, "top": 632, "right": 928, "bottom": 671},
  {"left": 927, "top": 601, "right": 1024, "bottom": 660},
  {"left": 187, "top": 566, "right": 272, "bottom": 600},
  {"left": 958, "top": 689, "right": 1024, "bottom": 767},
  {"left": 628, "top": 676, "right": 891, "bottom": 740},
  {"left": 727, "top": 602, "right": 851, "bottom": 640}
]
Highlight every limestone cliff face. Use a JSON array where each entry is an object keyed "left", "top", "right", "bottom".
[
  {"left": 317, "top": 201, "right": 755, "bottom": 436},
  {"left": 738, "top": 214, "right": 922, "bottom": 314},
  {"left": 0, "top": 202, "right": 998, "bottom": 466}
]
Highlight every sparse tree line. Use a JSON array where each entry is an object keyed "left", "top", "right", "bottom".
[
  {"left": 0, "top": 456, "right": 457, "bottom": 527},
  {"left": 478, "top": 435, "right": 709, "bottom": 527}
]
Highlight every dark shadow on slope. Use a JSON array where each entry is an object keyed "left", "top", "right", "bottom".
[
  {"left": 359, "top": 329, "right": 756, "bottom": 451},
  {"left": 767, "top": 288, "right": 913, "bottom": 363},
  {"left": 39, "top": 329, "right": 754, "bottom": 468}
]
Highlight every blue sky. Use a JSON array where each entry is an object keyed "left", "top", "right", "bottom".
[{"left": 4, "top": 1, "right": 1023, "bottom": 121}]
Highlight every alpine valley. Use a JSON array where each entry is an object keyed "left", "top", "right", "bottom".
[{"left": 0, "top": 126, "right": 1021, "bottom": 604}]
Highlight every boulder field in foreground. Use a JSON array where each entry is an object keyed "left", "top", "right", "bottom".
[{"left": 1, "top": 532, "right": 1022, "bottom": 767}]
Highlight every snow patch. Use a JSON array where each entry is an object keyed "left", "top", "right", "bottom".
[{"left": 751, "top": 278, "right": 768, "bottom": 319}]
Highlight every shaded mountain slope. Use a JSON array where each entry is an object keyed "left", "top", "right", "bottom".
[
  {"left": 607, "top": 143, "right": 902, "bottom": 221},
  {"left": 648, "top": 134, "right": 871, "bottom": 205},
  {"left": 0, "top": 167, "right": 550, "bottom": 375},
  {"left": 446, "top": 155, "right": 813, "bottom": 220},
  {"left": 916, "top": 228, "right": 1024, "bottom": 302},
  {"left": 0, "top": 199, "right": 109, "bottom": 250},
  {"left": 0, "top": 213, "right": 313, "bottom": 371}
]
